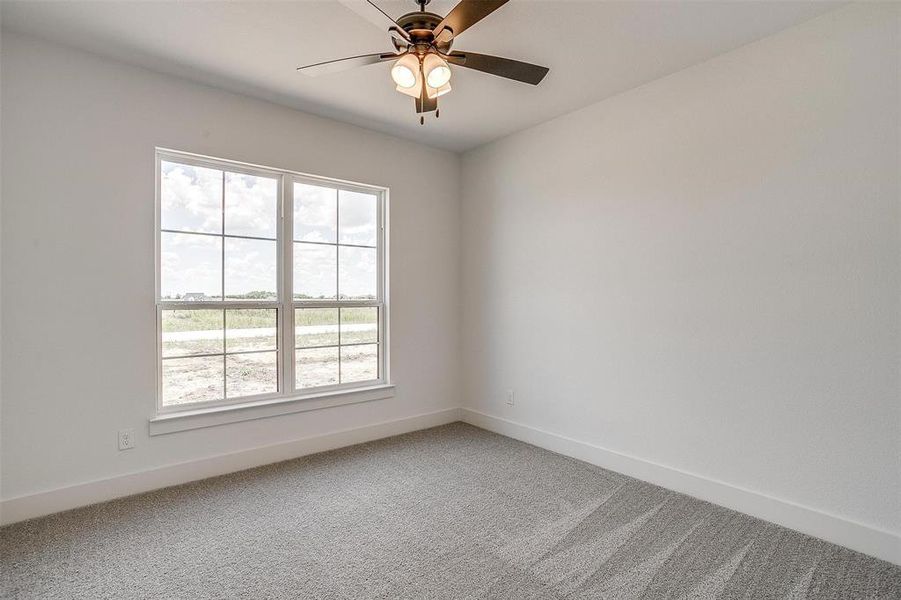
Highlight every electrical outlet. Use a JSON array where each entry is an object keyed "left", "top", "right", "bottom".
[
  {"left": 506, "top": 390, "right": 515, "bottom": 406},
  {"left": 118, "top": 428, "right": 135, "bottom": 451}
]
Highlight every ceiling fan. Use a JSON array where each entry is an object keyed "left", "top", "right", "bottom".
[{"left": 297, "top": 0, "right": 549, "bottom": 124}]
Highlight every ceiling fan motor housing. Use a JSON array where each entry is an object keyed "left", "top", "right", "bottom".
[{"left": 396, "top": 12, "right": 452, "bottom": 54}]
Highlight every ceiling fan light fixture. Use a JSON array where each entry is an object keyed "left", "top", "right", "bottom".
[
  {"left": 391, "top": 64, "right": 416, "bottom": 88},
  {"left": 396, "top": 83, "right": 420, "bottom": 98},
  {"left": 427, "top": 65, "right": 451, "bottom": 88},
  {"left": 423, "top": 54, "right": 451, "bottom": 88},
  {"left": 297, "top": 0, "right": 549, "bottom": 120},
  {"left": 390, "top": 54, "right": 419, "bottom": 89},
  {"left": 427, "top": 82, "right": 451, "bottom": 99}
]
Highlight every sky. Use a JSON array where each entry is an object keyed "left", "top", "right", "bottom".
[{"left": 160, "top": 161, "right": 378, "bottom": 300}]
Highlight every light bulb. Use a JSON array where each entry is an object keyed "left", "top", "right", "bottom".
[
  {"left": 427, "top": 65, "right": 451, "bottom": 88},
  {"left": 423, "top": 54, "right": 451, "bottom": 89},
  {"left": 427, "top": 64, "right": 451, "bottom": 88},
  {"left": 391, "top": 63, "right": 417, "bottom": 89},
  {"left": 393, "top": 54, "right": 424, "bottom": 98}
]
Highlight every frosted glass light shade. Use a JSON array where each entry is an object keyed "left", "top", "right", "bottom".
[
  {"left": 391, "top": 54, "right": 420, "bottom": 89},
  {"left": 423, "top": 54, "right": 451, "bottom": 88},
  {"left": 426, "top": 83, "right": 451, "bottom": 99},
  {"left": 391, "top": 64, "right": 416, "bottom": 88}
]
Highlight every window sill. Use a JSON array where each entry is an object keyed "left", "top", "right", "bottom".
[{"left": 148, "top": 384, "right": 396, "bottom": 436}]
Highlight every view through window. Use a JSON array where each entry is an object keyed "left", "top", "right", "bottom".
[{"left": 157, "top": 151, "right": 386, "bottom": 412}]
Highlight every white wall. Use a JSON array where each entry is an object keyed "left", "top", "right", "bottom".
[
  {"left": 461, "top": 2, "right": 900, "bottom": 542},
  {"left": 2, "top": 2, "right": 899, "bottom": 563},
  {"left": 0, "top": 33, "right": 460, "bottom": 503}
]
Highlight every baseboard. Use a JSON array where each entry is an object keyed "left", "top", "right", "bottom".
[
  {"left": 5, "top": 406, "right": 897, "bottom": 566},
  {"left": 460, "top": 408, "right": 901, "bottom": 566},
  {"left": 0, "top": 407, "right": 462, "bottom": 526}
]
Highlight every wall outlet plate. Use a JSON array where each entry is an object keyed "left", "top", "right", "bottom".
[
  {"left": 118, "top": 428, "right": 135, "bottom": 451},
  {"left": 506, "top": 390, "right": 515, "bottom": 406}
]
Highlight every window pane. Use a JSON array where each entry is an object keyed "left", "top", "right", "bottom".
[
  {"left": 160, "top": 161, "right": 222, "bottom": 234},
  {"left": 160, "top": 232, "right": 222, "bottom": 300},
  {"left": 296, "top": 347, "right": 339, "bottom": 389},
  {"left": 338, "top": 246, "right": 377, "bottom": 299},
  {"left": 162, "top": 355, "right": 224, "bottom": 406},
  {"left": 340, "top": 344, "right": 378, "bottom": 383},
  {"left": 340, "top": 307, "right": 378, "bottom": 345},
  {"left": 224, "top": 237, "right": 277, "bottom": 300},
  {"left": 225, "top": 172, "right": 278, "bottom": 239},
  {"left": 295, "top": 308, "right": 338, "bottom": 348},
  {"left": 294, "top": 243, "right": 337, "bottom": 300},
  {"left": 294, "top": 183, "right": 336, "bottom": 243},
  {"left": 161, "top": 309, "right": 223, "bottom": 357},
  {"left": 339, "top": 190, "right": 378, "bottom": 246},
  {"left": 226, "top": 352, "right": 277, "bottom": 398},
  {"left": 226, "top": 309, "right": 277, "bottom": 353}
]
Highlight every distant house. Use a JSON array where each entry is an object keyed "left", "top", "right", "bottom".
[{"left": 183, "top": 292, "right": 206, "bottom": 301}]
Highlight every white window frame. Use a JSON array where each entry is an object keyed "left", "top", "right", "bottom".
[{"left": 154, "top": 148, "right": 390, "bottom": 424}]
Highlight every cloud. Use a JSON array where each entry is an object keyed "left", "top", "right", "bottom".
[
  {"left": 295, "top": 183, "right": 337, "bottom": 243},
  {"left": 160, "top": 232, "right": 221, "bottom": 298},
  {"left": 160, "top": 167, "right": 378, "bottom": 301},
  {"left": 294, "top": 244, "right": 337, "bottom": 298},
  {"left": 339, "top": 190, "right": 377, "bottom": 246},
  {"left": 338, "top": 246, "right": 377, "bottom": 298},
  {"left": 225, "top": 238, "right": 277, "bottom": 296},
  {"left": 161, "top": 162, "right": 222, "bottom": 233},
  {"left": 225, "top": 173, "right": 278, "bottom": 239}
]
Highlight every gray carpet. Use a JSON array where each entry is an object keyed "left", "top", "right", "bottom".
[{"left": 1, "top": 423, "right": 899, "bottom": 599}]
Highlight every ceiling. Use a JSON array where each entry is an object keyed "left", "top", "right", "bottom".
[{"left": 1, "top": 0, "right": 841, "bottom": 152}]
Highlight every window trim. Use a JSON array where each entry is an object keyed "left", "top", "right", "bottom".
[
  {"left": 154, "top": 148, "right": 390, "bottom": 419},
  {"left": 148, "top": 383, "right": 396, "bottom": 436}
]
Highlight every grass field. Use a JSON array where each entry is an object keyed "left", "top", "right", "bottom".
[
  {"left": 161, "top": 306, "right": 379, "bottom": 405},
  {"left": 162, "top": 307, "right": 377, "bottom": 331}
]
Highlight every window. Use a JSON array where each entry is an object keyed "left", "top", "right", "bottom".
[{"left": 156, "top": 150, "right": 387, "bottom": 413}]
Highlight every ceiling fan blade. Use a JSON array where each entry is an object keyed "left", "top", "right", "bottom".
[
  {"left": 297, "top": 53, "right": 398, "bottom": 77},
  {"left": 391, "top": 36, "right": 407, "bottom": 53},
  {"left": 388, "top": 25, "right": 412, "bottom": 43},
  {"left": 433, "top": 0, "right": 509, "bottom": 44},
  {"left": 446, "top": 51, "right": 549, "bottom": 85},
  {"left": 337, "top": 0, "right": 398, "bottom": 30}
]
